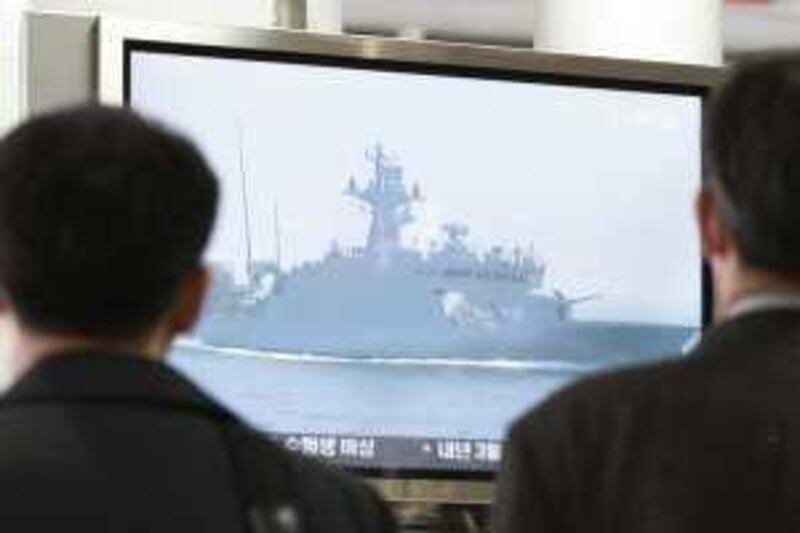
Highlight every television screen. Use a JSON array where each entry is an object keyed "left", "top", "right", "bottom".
[{"left": 127, "top": 43, "right": 704, "bottom": 473}]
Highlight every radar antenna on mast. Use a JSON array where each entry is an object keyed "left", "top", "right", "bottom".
[{"left": 366, "top": 142, "right": 388, "bottom": 182}]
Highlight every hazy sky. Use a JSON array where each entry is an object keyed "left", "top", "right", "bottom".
[{"left": 131, "top": 51, "right": 702, "bottom": 326}]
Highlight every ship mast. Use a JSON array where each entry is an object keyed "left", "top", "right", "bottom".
[
  {"left": 347, "top": 142, "right": 420, "bottom": 262},
  {"left": 236, "top": 121, "right": 255, "bottom": 286},
  {"left": 273, "top": 203, "right": 282, "bottom": 271},
  {"left": 372, "top": 142, "right": 385, "bottom": 188}
]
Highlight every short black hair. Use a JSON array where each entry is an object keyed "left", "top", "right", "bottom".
[
  {"left": 707, "top": 53, "right": 800, "bottom": 273},
  {"left": 0, "top": 105, "right": 218, "bottom": 338}
]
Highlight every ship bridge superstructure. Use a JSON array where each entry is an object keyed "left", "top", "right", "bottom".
[
  {"left": 346, "top": 143, "right": 421, "bottom": 262},
  {"left": 344, "top": 143, "right": 546, "bottom": 286}
]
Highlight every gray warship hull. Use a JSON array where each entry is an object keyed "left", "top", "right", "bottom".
[
  {"left": 198, "top": 317, "right": 691, "bottom": 365},
  {"left": 197, "top": 257, "right": 694, "bottom": 365}
]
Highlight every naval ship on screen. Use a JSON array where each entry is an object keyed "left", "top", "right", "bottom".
[{"left": 197, "top": 144, "right": 694, "bottom": 364}]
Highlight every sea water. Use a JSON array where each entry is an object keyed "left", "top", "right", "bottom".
[{"left": 169, "top": 341, "right": 592, "bottom": 441}]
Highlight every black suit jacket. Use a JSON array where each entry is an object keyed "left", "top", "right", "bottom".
[
  {"left": 493, "top": 309, "right": 800, "bottom": 533},
  {"left": 0, "top": 351, "right": 394, "bottom": 533}
]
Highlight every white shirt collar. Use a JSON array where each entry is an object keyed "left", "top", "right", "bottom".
[{"left": 725, "top": 292, "right": 800, "bottom": 321}]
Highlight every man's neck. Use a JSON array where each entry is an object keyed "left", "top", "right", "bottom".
[
  {"left": 9, "top": 328, "right": 169, "bottom": 383},
  {"left": 719, "top": 267, "right": 800, "bottom": 321}
]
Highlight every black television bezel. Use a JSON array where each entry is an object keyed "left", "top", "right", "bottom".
[{"left": 112, "top": 22, "right": 719, "bottom": 485}]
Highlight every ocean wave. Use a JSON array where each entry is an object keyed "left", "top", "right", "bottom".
[{"left": 174, "top": 338, "right": 595, "bottom": 372}]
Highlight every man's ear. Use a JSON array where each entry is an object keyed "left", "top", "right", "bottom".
[
  {"left": 696, "top": 186, "right": 733, "bottom": 260},
  {"left": 170, "top": 266, "right": 212, "bottom": 334}
]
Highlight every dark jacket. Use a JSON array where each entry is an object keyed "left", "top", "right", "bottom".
[
  {"left": 0, "top": 351, "right": 395, "bottom": 533},
  {"left": 493, "top": 309, "right": 800, "bottom": 533}
]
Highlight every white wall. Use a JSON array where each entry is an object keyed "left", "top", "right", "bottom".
[
  {"left": 1, "top": 0, "right": 28, "bottom": 135},
  {"left": 533, "top": 0, "right": 722, "bottom": 65},
  {"left": 0, "top": 1, "right": 27, "bottom": 388},
  {"left": 0, "top": 0, "right": 276, "bottom": 134},
  {"left": 724, "top": 0, "right": 800, "bottom": 53},
  {"left": 344, "top": 0, "right": 533, "bottom": 44},
  {"left": 28, "top": 0, "right": 274, "bottom": 27}
]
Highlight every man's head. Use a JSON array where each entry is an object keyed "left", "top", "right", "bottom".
[
  {"left": 700, "top": 54, "right": 800, "bottom": 316},
  {"left": 0, "top": 106, "right": 218, "bottom": 360}
]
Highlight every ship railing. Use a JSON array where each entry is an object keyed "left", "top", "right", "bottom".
[{"left": 415, "top": 267, "right": 534, "bottom": 282}]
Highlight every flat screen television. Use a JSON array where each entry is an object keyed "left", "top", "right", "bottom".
[{"left": 99, "top": 19, "right": 719, "bottom": 491}]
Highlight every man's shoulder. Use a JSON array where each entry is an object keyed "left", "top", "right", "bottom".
[
  {"left": 233, "top": 426, "right": 394, "bottom": 533},
  {"left": 495, "top": 358, "right": 701, "bottom": 533},
  {"left": 509, "top": 356, "right": 695, "bottom": 443},
  {"left": 513, "top": 312, "right": 800, "bottom": 436},
  {"left": 258, "top": 434, "right": 374, "bottom": 498},
  {"left": 235, "top": 425, "right": 375, "bottom": 493}
]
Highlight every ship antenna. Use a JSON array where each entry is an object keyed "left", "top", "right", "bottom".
[
  {"left": 375, "top": 142, "right": 383, "bottom": 179},
  {"left": 368, "top": 142, "right": 385, "bottom": 185},
  {"left": 273, "top": 202, "right": 282, "bottom": 271},
  {"left": 236, "top": 121, "right": 255, "bottom": 286}
]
